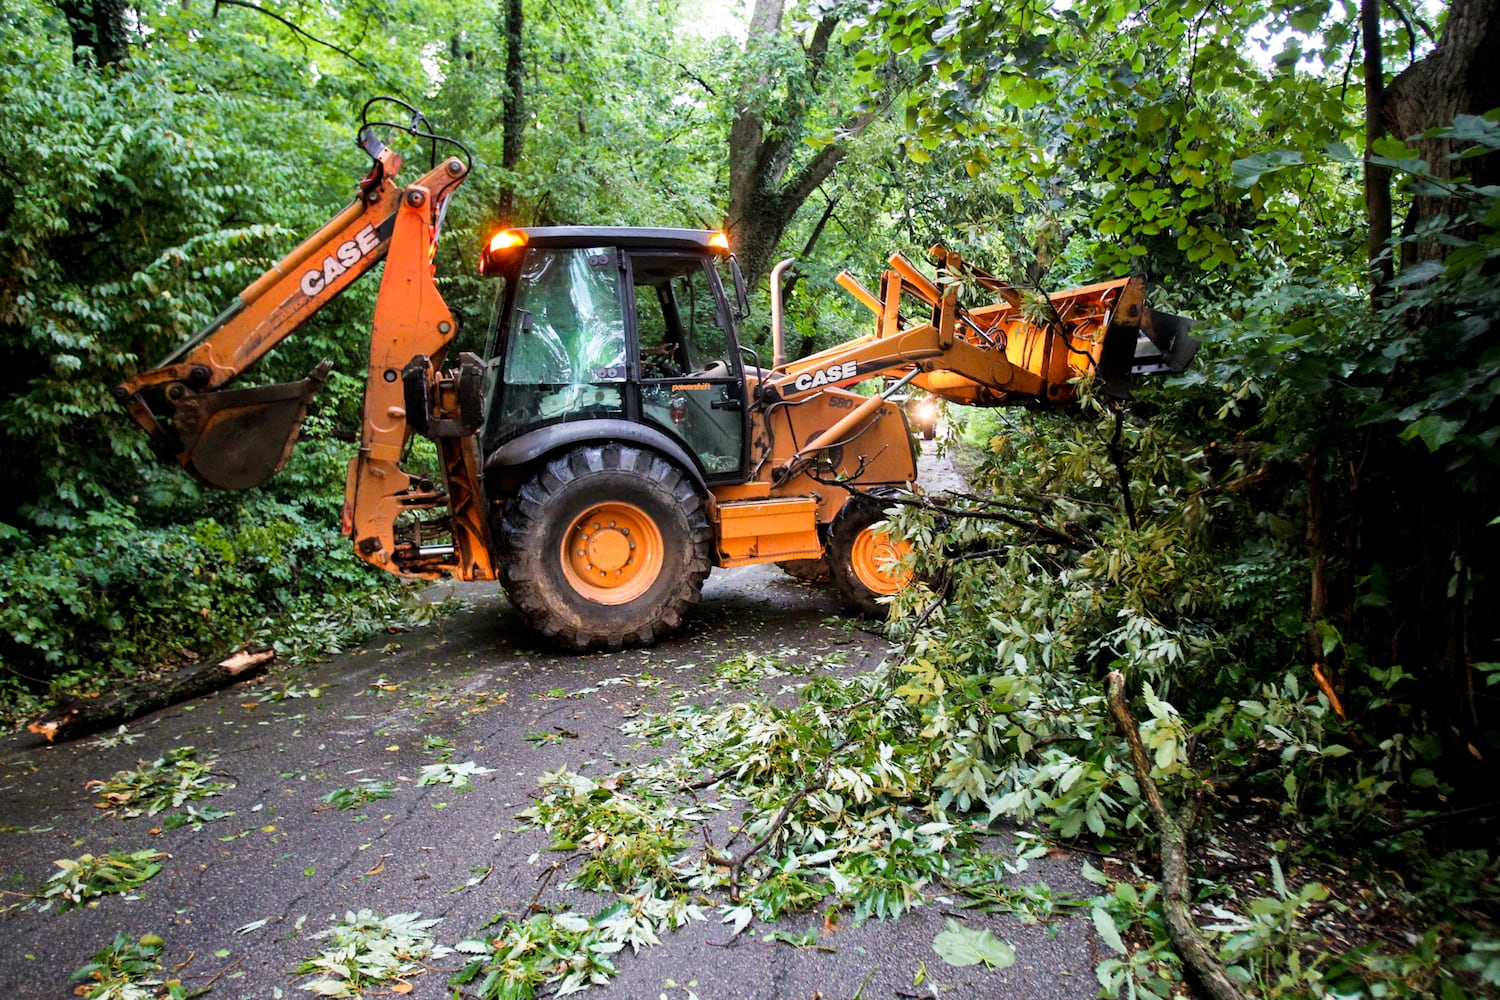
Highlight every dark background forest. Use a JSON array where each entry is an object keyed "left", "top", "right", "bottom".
[{"left": 1, "top": 0, "right": 1497, "bottom": 995}]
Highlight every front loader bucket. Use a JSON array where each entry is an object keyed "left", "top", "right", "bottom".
[
  {"left": 1138, "top": 309, "right": 1199, "bottom": 375},
  {"left": 1097, "top": 308, "right": 1198, "bottom": 397},
  {"left": 172, "top": 361, "right": 331, "bottom": 490}
]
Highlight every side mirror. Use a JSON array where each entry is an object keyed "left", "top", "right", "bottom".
[{"left": 730, "top": 256, "right": 750, "bottom": 320}]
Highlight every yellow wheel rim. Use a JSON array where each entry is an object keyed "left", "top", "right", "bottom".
[
  {"left": 850, "top": 524, "right": 913, "bottom": 596},
  {"left": 561, "top": 502, "right": 664, "bottom": 605}
]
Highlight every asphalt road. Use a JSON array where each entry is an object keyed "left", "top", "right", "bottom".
[{"left": 0, "top": 448, "right": 1105, "bottom": 1000}]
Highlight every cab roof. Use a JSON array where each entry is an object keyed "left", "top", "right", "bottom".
[{"left": 516, "top": 227, "right": 727, "bottom": 253}]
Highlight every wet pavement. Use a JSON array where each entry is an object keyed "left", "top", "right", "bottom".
[{"left": 0, "top": 447, "right": 1104, "bottom": 999}]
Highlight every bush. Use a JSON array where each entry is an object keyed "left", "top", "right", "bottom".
[{"left": 0, "top": 480, "right": 400, "bottom": 723}]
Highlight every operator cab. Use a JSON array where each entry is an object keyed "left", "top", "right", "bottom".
[{"left": 478, "top": 227, "right": 751, "bottom": 488}]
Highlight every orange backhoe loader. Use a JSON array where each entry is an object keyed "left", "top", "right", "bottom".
[{"left": 115, "top": 100, "right": 1197, "bottom": 650}]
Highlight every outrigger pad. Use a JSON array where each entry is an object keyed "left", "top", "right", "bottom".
[{"left": 173, "top": 361, "right": 331, "bottom": 490}]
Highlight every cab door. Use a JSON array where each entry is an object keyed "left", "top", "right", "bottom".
[
  {"left": 627, "top": 252, "right": 748, "bottom": 481},
  {"left": 484, "top": 246, "right": 628, "bottom": 454}
]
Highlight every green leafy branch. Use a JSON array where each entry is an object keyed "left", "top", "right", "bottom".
[
  {"left": 293, "top": 909, "right": 452, "bottom": 997},
  {"left": 86, "top": 746, "right": 230, "bottom": 820},
  {"left": 70, "top": 932, "right": 184, "bottom": 1000},
  {"left": 35, "top": 850, "right": 168, "bottom": 913},
  {"left": 317, "top": 779, "right": 395, "bottom": 811}
]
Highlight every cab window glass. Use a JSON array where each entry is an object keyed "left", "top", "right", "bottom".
[
  {"left": 632, "top": 254, "right": 742, "bottom": 477},
  {"left": 636, "top": 284, "right": 686, "bottom": 379},
  {"left": 678, "top": 264, "right": 731, "bottom": 371},
  {"left": 492, "top": 247, "right": 626, "bottom": 442},
  {"left": 504, "top": 248, "right": 625, "bottom": 384}
]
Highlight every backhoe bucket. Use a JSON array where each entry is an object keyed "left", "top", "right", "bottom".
[{"left": 172, "top": 361, "right": 331, "bottom": 490}]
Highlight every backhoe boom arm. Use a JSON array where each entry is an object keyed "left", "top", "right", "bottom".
[
  {"left": 114, "top": 128, "right": 467, "bottom": 493},
  {"left": 112, "top": 103, "right": 490, "bottom": 583},
  {"left": 763, "top": 245, "right": 1196, "bottom": 408}
]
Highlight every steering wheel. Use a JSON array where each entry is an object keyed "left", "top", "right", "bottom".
[{"left": 688, "top": 360, "right": 733, "bottom": 379}]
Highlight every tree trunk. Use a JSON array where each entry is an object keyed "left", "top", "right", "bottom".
[
  {"left": 725, "top": 0, "right": 851, "bottom": 289},
  {"left": 1352, "top": 0, "right": 1500, "bottom": 781},
  {"left": 53, "top": 0, "right": 129, "bottom": 67},
  {"left": 498, "top": 0, "right": 525, "bottom": 224},
  {"left": 1361, "top": 0, "right": 1393, "bottom": 302}
]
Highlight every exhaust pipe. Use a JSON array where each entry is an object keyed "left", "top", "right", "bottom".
[{"left": 770, "top": 258, "right": 795, "bottom": 370}]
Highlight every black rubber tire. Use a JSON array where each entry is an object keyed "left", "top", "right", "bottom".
[
  {"left": 498, "top": 443, "right": 712, "bottom": 650},
  {"left": 826, "top": 494, "right": 911, "bottom": 617}
]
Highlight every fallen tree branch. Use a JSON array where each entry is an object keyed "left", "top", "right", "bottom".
[
  {"left": 525, "top": 858, "right": 564, "bottom": 914},
  {"left": 684, "top": 764, "right": 739, "bottom": 791},
  {"left": 1106, "top": 671, "right": 1245, "bottom": 1000},
  {"left": 1104, "top": 405, "right": 1139, "bottom": 530},
  {"left": 708, "top": 735, "right": 856, "bottom": 902},
  {"left": 28, "top": 648, "right": 274, "bottom": 742},
  {"left": 804, "top": 473, "right": 1098, "bottom": 552}
]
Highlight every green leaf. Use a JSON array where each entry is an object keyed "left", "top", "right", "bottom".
[
  {"left": 1393, "top": 261, "right": 1444, "bottom": 287},
  {"left": 1435, "top": 113, "right": 1500, "bottom": 150},
  {"left": 1230, "top": 150, "right": 1303, "bottom": 189},
  {"left": 1400, "top": 415, "right": 1462, "bottom": 452},
  {"left": 1154, "top": 738, "right": 1175, "bottom": 770},
  {"left": 1091, "top": 906, "right": 1128, "bottom": 954},
  {"left": 932, "top": 920, "right": 1016, "bottom": 968},
  {"left": 1372, "top": 136, "right": 1420, "bottom": 159}
]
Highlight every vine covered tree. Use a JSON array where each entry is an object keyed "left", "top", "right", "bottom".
[{"left": 725, "top": 0, "right": 887, "bottom": 288}]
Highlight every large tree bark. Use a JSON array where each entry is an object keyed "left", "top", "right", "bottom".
[
  {"left": 725, "top": 0, "right": 863, "bottom": 289},
  {"left": 1384, "top": 0, "right": 1500, "bottom": 257},
  {"left": 1349, "top": 0, "right": 1500, "bottom": 778}
]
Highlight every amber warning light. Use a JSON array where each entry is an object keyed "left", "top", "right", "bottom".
[
  {"left": 708, "top": 231, "right": 730, "bottom": 252},
  {"left": 480, "top": 229, "right": 529, "bottom": 273}
]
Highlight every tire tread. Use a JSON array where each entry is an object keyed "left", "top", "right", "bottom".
[{"left": 498, "top": 443, "right": 711, "bottom": 650}]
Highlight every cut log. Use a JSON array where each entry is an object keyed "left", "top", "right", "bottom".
[{"left": 27, "top": 648, "right": 274, "bottom": 743}]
